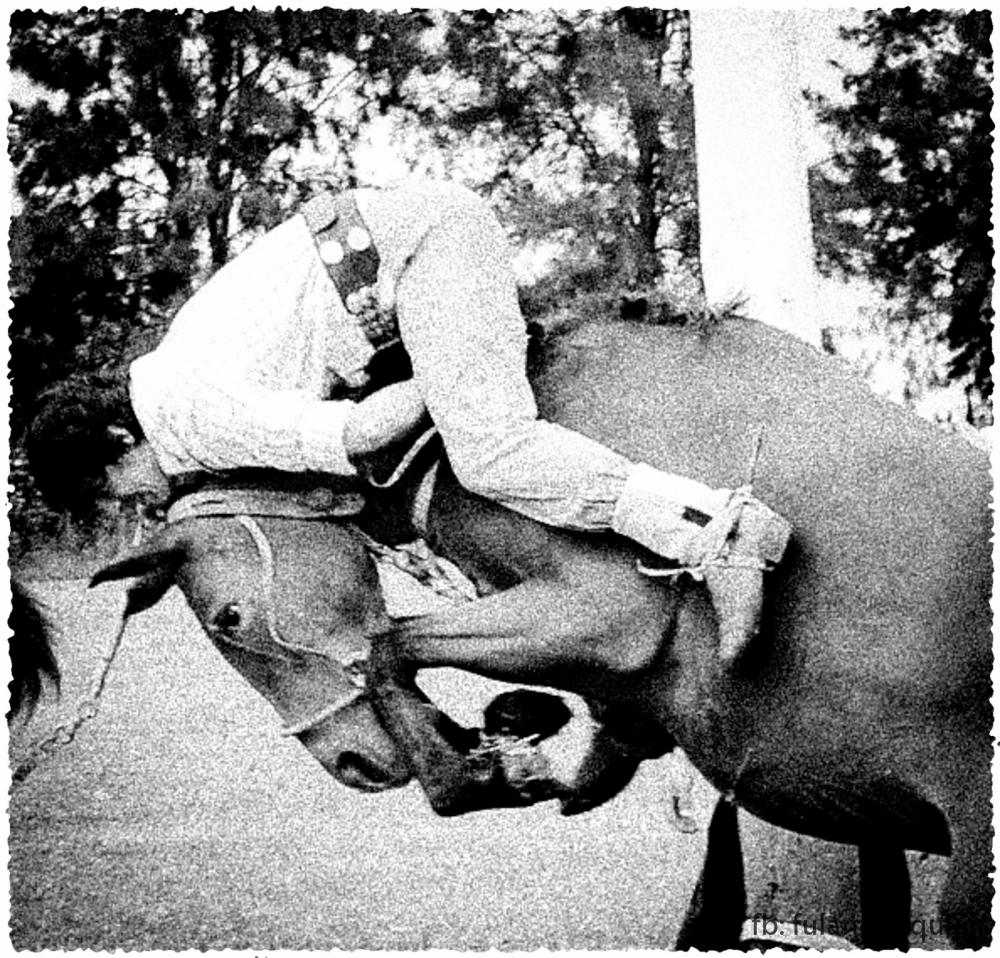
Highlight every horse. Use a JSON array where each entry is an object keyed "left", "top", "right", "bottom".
[
  {"left": 364, "top": 315, "right": 993, "bottom": 948},
  {"left": 85, "top": 314, "right": 992, "bottom": 947}
]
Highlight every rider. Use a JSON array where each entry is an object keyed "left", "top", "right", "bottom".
[{"left": 26, "top": 180, "right": 791, "bottom": 812}]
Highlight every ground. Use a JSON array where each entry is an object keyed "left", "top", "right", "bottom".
[{"left": 8, "top": 576, "right": 713, "bottom": 951}]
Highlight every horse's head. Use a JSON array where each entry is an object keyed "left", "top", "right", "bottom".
[{"left": 91, "top": 515, "right": 413, "bottom": 793}]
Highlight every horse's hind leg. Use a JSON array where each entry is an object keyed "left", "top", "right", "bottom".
[
  {"left": 938, "top": 757, "right": 994, "bottom": 948},
  {"left": 674, "top": 798, "right": 745, "bottom": 950},
  {"left": 859, "top": 844, "right": 911, "bottom": 949}
]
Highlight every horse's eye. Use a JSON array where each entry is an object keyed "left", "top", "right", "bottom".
[{"left": 212, "top": 603, "right": 242, "bottom": 636}]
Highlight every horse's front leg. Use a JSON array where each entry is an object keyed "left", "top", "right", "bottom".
[
  {"left": 364, "top": 658, "right": 485, "bottom": 816},
  {"left": 366, "top": 649, "right": 569, "bottom": 816},
  {"left": 374, "top": 577, "right": 675, "bottom": 690},
  {"left": 369, "top": 578, "right": 679, "bottom": 816}
]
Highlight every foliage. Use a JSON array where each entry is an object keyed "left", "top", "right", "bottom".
[
  {"left": 8, "top": 8, "right": 434, "bottom": 436},
  {"left": 414, "top": 10, "right": 699, "bottom": 312},
  {"left": 10, "top": 10, "right": 701, "bottom": 437},
  {"left": 808, "top": 10, "right": 993, "bottom": 422}
]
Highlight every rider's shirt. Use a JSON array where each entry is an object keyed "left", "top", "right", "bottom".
[
  {"left": 129, "top": 182, "right": 468, "bottom": 479},
  {"left": 131, "top": 210, "right": 370, "bottom": 477},
  {"left": 131, "top": 180, "right": 633, "bottom": 531}
]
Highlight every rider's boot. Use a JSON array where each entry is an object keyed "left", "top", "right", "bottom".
[
  {"left": 561, "top": 704, "right": 674, "bottom": 817},
  {"left": 612, "top": 463, "right": 792, "bottom": 661}
]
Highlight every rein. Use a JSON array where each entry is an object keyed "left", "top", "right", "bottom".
[
  {"left": 11, "top": 479, "right": 471, "bottom": 789},
  {"left": 167, "top": 485, "right": 475, "bottom": 740},
  {"left": 225, "top": 513, "right": 369, "bottom": 738}
]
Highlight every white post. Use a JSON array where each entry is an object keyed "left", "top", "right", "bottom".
[{"left": 690, "top": 10, "right": 819, "bottom": 346}]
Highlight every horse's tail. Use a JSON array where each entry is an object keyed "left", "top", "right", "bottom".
[{"left": 8, "top": 578, "right": 60, "bottom": 722}]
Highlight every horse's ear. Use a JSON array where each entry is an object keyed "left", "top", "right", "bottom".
[{"left": 90, "top": 526, "right": 189, "bottom": 590}]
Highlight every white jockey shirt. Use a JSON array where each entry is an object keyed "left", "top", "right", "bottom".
[
  {"left": 130, "top": 182, "right": 468, "bottom": 479},
  {"left": 131, "top": 180, "right": 634, "bottom": 531}
]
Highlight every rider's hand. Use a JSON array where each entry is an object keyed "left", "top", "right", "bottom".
[{"left": 343, "top": 379, "right": 429, "bottom": 457}]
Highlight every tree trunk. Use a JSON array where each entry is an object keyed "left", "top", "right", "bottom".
[{"left": 690, "top": 10, "right": 819, "bottom": 345}]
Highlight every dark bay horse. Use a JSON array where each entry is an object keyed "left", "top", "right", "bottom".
[
  {"left": 87, "top": 316, "right": 991, "bottom": 946},
  {"left": 365, "top": 317, "right": 993, "bottom": 947},
  {"left": 88, "top": 509, "right": 415, "bottom": 792}
]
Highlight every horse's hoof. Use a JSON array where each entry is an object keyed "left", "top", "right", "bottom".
[{"left": 560, "top": 728, "right": 643, "bottom": 816}]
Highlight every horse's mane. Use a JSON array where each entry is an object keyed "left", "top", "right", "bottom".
[{"left": 527, "top": 289, "right": 741, "bottom": 378}]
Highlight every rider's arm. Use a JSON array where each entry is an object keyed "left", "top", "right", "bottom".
[
  {"left": 132, "top": 356, "right": 427, "bottom": 477},
  {"left": 343, "top": 380, "right": 428, "bottom": 457},
  {"left": 131, "top": 358, "right": 360, "bottom": 475}
]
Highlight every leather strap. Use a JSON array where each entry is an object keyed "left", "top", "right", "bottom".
[
  {"left": 300, "top": 191, "right": 380, "bottom": 307},
  {"left": 167, "top": 486, "right": 366, "bottom": 524}
]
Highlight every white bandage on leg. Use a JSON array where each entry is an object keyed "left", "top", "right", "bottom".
[{"left": 611, "top": 463, "right": 734, "bottom": 567}]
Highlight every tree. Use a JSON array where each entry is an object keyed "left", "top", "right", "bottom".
[
  {"left": 809, "top": 10, "right": 993, "bottom": 423},
  {"left": 8, "top": 8, "right": 433, "bottom": 435},
  {"left": 400, "top": 10, "right": 699, "bottom": 313},
  {"left": 9, "top": 9, "right": 708, "bottom": 543}
]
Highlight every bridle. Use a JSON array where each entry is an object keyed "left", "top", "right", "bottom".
[
  {"left": 166, "top": 490, "right": 378, "bottom": 740},
  {"left": 11, "top": 488, "right": 388, "bottom": 789},
  {"left": 163, "top": 477, "right": 476, "bottom": 740},
  {"left": 225, "top": 514, "right": 372, "bottom": 739}
]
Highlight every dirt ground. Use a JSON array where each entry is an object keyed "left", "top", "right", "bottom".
[{"left": 8, "top": 577, "right": 716, "bottom": 951}]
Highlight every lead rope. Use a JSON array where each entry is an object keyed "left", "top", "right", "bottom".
[
  {"left": 10, "top": 509, "right": 150, "bottom": 789},
  {"left": 11, "top": 612, "right": 130, "bottom": 788},
  {"left": 8, "top": 515, "right": 468, "bottom": 787}
]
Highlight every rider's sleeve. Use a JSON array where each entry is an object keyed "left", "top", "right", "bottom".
[{"left": 131, "top": 356, "right": 357, "bottom": 477}]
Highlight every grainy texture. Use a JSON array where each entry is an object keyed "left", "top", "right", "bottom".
[{"left": 9, "top": 580, "right": 714, "bottom": 951}]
